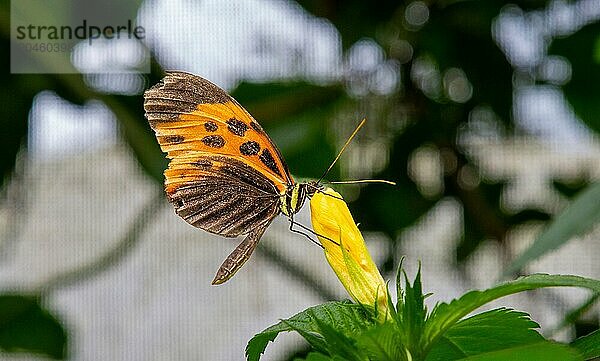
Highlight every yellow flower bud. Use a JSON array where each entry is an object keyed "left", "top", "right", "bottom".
[{"left": 310, "top": 187, "right": 388, "bottom": 320}]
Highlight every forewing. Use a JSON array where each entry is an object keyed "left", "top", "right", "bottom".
[{"left": 144, "top": 71, "right": 293, "bottom": 193}]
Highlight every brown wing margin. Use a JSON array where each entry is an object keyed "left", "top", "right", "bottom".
[{"left": 144, "top": 71, "right": 231, "bottom": 125}]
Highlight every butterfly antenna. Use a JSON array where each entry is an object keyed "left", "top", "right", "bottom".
[
  {"left": 326, "top": 179, "right": 397, "bottom": 185},
  {"left": 317, "top": 118, "right": 367, "bottom": 185}
]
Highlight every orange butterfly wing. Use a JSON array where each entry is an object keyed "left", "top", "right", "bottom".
[
  {"left": 144, "top": 72, "right": 296, "bottom": 284},
  {"left": 144, "top": 71, "right": 293, "bottom": 197}
]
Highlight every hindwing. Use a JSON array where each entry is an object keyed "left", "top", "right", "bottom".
[{"left": 165, "top": 155, "right": 280, "bottom": 237}]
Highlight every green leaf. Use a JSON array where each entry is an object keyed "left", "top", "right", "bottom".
[
  {"left": 393, "top": 258, "right": 405, "bottom": 322},
  {"left": 453, "top": 341, "right": 583, "bottom": 361},
  {"left": 355, "top": 322, "right": 409, "bottom": 361},
  {"left": 384, "top": 284, "right": 398, "bottom": 326},
  {"left": 311, "top": 315, "right": 367, "bottom": 361},
  {"left": 571, "top": 329, "right": 600, "bottom": 360},
  {"left": 425, "top": 308, "right": 543, "bottom": 361},
  {"left": 296, "top": 352, "right": 336, "bottom": 361},
  {"left": 423, "top": 274, "right": 600, "bottom": 354},
  {"left": 505, "top": 182, "right": 600, "bottom": 275},
  {"left": 0, "top": 295, "right": 66, "bottom": 359},
  {"left": 246, "top": 301, "right": 374, "bottom": 361},
  {"left": 281, "top": 318, "right": 329, "bottom": 355},
  {"left": 402, "top": 266, "right": 426, "bottom": 356}
]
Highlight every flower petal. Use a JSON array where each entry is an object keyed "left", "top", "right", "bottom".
[{"left": 310, "top": 187, "right": 388, "bottom": 319}]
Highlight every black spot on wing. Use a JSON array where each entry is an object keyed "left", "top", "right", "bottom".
[
  {"left": 226, "top": 118, "right": 248, "bottom": 136},
  {"left": 161, "top": 135, "right": 185, "bottom": 144},
  {"left": 201, "top": 135, "right": 225, "bottom": 148},
  {"left": 239, "top": 141, "right": 261, "bottom": 156},
  {"left": 204, "top": 121, "right": 218, "bottom": 132},
  {"left": 259, "top": 149, "right": 282, "bottom": 177}
]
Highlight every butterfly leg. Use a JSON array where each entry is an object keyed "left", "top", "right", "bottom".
[
  {"left": 212, "top": 225, "right": 267, "bottom": 285},
  {"left": 287, "top": 217, "right": 340, "bottom": 248}
]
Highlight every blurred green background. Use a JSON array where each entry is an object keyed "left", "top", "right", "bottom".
[{"left": 0, "top": 0, "right": 599, "bottom": 359}]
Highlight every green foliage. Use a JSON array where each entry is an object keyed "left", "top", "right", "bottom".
[
  {"left": 448, "top": 342, "right": 583, "bottom": 361},
  {"left": 506, "top": 182, "right": 600, "bottom": 275},
  {"left": 423, "top": 274, "right": 600, "bottom": 349},
  {"left": 400, "top": 267, "right": 426, "bottom": 357},
  {"left": 296, "top": 0, "right": 400, "bottom": 49},
  {"left": 571, "top": 329, "right": 600, "bottom": 360},
  {"left": 245, "top": 301, "right": 375, "bottom": 361},
  {"left": 425, "top": 309, "right": 543, "bottom": 360},
  {"left": 298, "top": 352, "right": 336, "bottom": 361},
  {"left": 0, "top": 295, "right": 67, "bottom": 359},
  {"left": 310, "top": 315, "right": 368, "bottom": 361},
  {"left": 248, "top": 268, "right": 600, "bottom": 361},
  {"left": 355, "top": 323, "right": 407, "bottom": 361}
]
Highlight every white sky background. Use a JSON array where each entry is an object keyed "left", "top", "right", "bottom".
[
  {"left": 137, "top": 0, "right": 342, "bottom": 88},
  {"left": 28, "top": 0, "right": 600, "bottom": 161}
]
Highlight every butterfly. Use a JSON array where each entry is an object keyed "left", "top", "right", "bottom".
[{"left": 144, "top": 71, "right": 320, "bottom": 285}]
